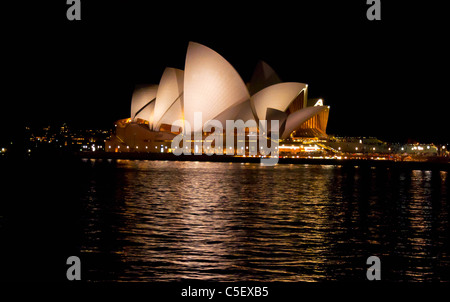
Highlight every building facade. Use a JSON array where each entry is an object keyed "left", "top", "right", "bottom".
[{"left": 106, "top": 42, "right": 330, "bottom": 155}]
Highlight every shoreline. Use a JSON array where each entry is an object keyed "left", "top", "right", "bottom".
[
  {"left": 2, "top": 151, "right": 449, "bottom": 171},
  {"left": 76, "top": 151, "right": 450, "bottom": 171}
]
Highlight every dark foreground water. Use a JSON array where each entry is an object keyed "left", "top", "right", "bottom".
[{"left": 1, "top": 158, "right": 449, "bottom": 282}]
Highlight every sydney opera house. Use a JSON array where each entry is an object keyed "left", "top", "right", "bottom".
[{"left": 105, "top": 42, "right": 329, "bottom": 155}]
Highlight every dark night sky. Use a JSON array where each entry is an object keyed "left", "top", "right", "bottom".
[{"left": 2, "top": 1, "right": 449, "bottom": 143}]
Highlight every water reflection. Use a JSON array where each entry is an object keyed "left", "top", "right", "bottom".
[{"left": 79, "top": 161, "right": 450, "bottom": 281}]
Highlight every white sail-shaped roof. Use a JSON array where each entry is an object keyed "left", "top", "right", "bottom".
[
  {"left": 265, "top": 108, "right": 287, "bottom": 134},
  {"left": 184, "top": 42, "right": 250, "bottom": 132},
  {"left": 135, "top": 101, "right": 155, "bottom": 126},
  {"left": 206, "top": 99, "right": 256, "bottom": 130},
  {"left": 130, "top": 84, "right": 158, "bottom": 120},
  {"left": 251, "top": 82, "right": 307, "bottom": 122},
  {"left": 281, "top": 106, "right": 328, "bottom": 139},
  {"left": 235, "top": 99, "right": 257, "bottom": 123},
  {"left": 153, "top": 68, "right": 184, "bottom": 131},
  {"left": 154, "top": 98, "right": 183, "bottom": 131},
  {"left": 248, "top": 61, "right": 282, "bottom": 96},
  {"left": 266, "top": 108, "right": 287, "bottom": 123}
]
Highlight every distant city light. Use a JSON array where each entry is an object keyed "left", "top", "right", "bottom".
[{"left": 16, "top": 121, "right": 447, "bottom": 162}]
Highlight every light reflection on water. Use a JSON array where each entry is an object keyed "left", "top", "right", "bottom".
[{"left": 79, "top": 161, "right": 450, "bottom": 281}]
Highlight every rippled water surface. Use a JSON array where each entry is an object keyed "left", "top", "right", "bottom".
[{"left": 73, "top": 160, "right": 450, "bottom": 282}]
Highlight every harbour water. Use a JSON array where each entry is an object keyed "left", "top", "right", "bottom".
[
  {"left": 79, "top": 160, "right": 450, "bottom": 281},
  {"left": 1, "top": 158, "right": 449, "bottom": 282}
]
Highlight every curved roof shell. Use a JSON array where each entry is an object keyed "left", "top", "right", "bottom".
[
  {"left": 281, "top": 106, "right": 328, "bottom": 139},
  {"left": 265, "top": 108, "right": 288, "bottom": 134},
  {"left": 248, "top": 61, "right": 282, "bottom": 96},
  {"left": 135, "top": 101, "right": 155, "bottom": 127},
  {"left": 155, "top": 98, "right": 183, "bottom": 131},
  {"left": 251, "top": 82, "right": 307, "bottom": 122},
  {"left": 184, "top": 42, "right": 250, "bottom": 132},
  {"left": 153, "top": 68, "right": 184, "bottom": 130},
  {"left": 124, "top": 42, "right": 328, "bottom": 140},
  {"left": 206, "top": 99, "right": 257, "bottom": 130},
  {"left": 130, "top": 84, "right": 158, "bottom": 121}
]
